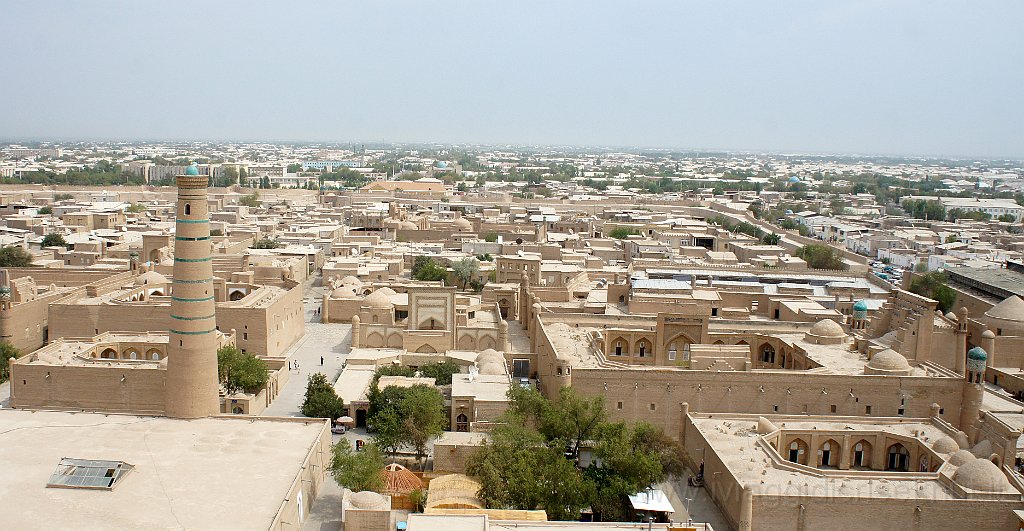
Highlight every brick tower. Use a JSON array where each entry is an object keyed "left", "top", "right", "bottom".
[{"left": 165, "top": 165, "right": 220, "bottom": 418}]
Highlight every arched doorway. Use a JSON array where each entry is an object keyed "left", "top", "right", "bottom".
[
  {"left": 498, "top": 299, "right": 510, "bottom": 319},
  {"left": 760, "top": 344, "right": 776, "bottom": 364},
  {"left": 636, "top": 339, "right": 650, "bottom": 358},
  {"left": 787, "top": 439, "right": 808, "bottom": 465},
  {"left": 456, "top": 413, "right": 469, "bottom": 432},
  {"left": 887, "top": 443, "right": 909, "bottom": 471},
  {"left": 852, "top": 440, "right": 872, "bottom": 468},
  {"left": 819, "top": 439, "right": 840, "bottom": 468},
  {"left": 229, "top": 290, "right": 245, "bottom": 301},
  {"left": 100, "top": 348, "right": 117, "bottom": 359}
]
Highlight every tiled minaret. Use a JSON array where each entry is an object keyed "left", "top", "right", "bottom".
[{"left": 165, "top": 165, "right": 220, "bottom": 418}]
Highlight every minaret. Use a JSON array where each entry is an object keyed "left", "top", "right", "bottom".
[{"left": 165, "top": 165, "right": 220, "bottom": 419}]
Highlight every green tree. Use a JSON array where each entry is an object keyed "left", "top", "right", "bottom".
[
  {"left": 329, "top": 439, "right": 385, "bottom": 492},
  {"left": 796, "top": 244, "right": 846, "bottom": 270},
  {"left": 608, "top": 227, "right": 640, "bottom": 239},
  {"left": 239, "top": 192, "right": 260, "bottom": 208},
  {"left": 368, "top": 383, "right": 446, "bottom": 465},
  {"left": 287, "top": 163, "right": 303, "bottom": 173},
  {"left": 223, "top": 165, "right": 240, "bottom": 185},
  {"left": 411, "top": 256, "right": 447, "bottom": 282},
  {"left": 451, "top": 257, "right": 479, "bottom": 290},
  {"left": 216, "top": 345, "right": 269, "bottom": 393},
  {"left": 252, "top": 238, "right": 282, "bottom": 249},
  {"left": 300, "top": 372, "right": 345, "bottom": 420},
  {"left": 38, "top": 206, "right": 52, "bottom": 215},
  {"left": 126, "top": 203, "right": 147, "bottom": 213},
  {"left": 40, "top": 233, "right": 67, "bottom": 249},
  {"left": 909, "top": 271, "right": 957, "bottom": 313},
  {"left": 53, "top": 193, "right": 74, "bottom": 201},
  {"left": 0, "top": 246, "right": 33, "bottom": 267},
  {"left": 998, "top": 214, "right": 1016, "bottom": 223},
  {"left": 0, "top": 341, "right": 20, "bottom": 382},
  {"left": 483, "top": 232, "right": 498, "bottom": 243},
  {"left": 418, "top": 360, "right": 461, "bottom": 385},
  {"left": 210, "top": 229, "right": 223, "bottom": 237},
  {"left": 761, "top": 232, "right": 782, "bottom": 245}
]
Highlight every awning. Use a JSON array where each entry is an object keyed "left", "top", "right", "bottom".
[{"left": 628, "top": 489, "right": 674, "bottom": 513}]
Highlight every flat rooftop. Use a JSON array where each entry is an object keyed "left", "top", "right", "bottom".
[
  {"left": 691, "top": 414, "right": 964, "bottom": 500},
  {"left": 0, "top": 409, "right": 326, "bottom": 530},
  {"left": 947, "top": 267, "right": 1024, "bottom": 301}
]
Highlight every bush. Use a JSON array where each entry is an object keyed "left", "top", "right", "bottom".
[
  {"left": 301, "top": 372, "right": 345, "bottom": 420},
  {"left": 126, "top": 203, "right": 147, "bottom": 213},
  {"left": 38, "top": 206, "right": 52, "bottom": 215},
  {"left": 239, "top": 192, "right": 260, "bottom": 208},
  {"left": 53, "top": 193, "right": 74, "bottom": 201},
  {"left": 483, "top": 233, "right": 498, "bottom": 243}
]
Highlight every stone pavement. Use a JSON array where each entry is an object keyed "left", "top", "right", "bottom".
[
  {"left": 661, "top": 476, "right": 732, "bottom": 531},
  {"left": 262, "top": 283, "right": 353, "bottom": 417}
]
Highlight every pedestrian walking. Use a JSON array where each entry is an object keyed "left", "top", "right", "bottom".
[{"left": 320, "top": 356, "right": 324, "bottom": 366}]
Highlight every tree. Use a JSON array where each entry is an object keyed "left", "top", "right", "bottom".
[
  {"left": 210, "top": 229, "right": 223, "bottom": 237},
  {"left": 252, "top": 238, "right": 282, "bottom": 249},
  {"left": 761, "top": 232, "right": 782, "bottom": 245},
  {"left": 301, "top": 372, "right": 345, "bottom": 420},
  {"left": 329, "top": 439, "right": 385, "bottom": 492},
  {"left": 40, "top": 233, "right": 67, "bottom": 249},
  {"left": 483, "top": 232, "right": 498, "bottom": 243},
  {"left": 0, "top": 246, "right": 33, "bottom": 267},
  {"left": 796, "top": 244, "right": 845, "bottom": 270},
  {"left": 216, "top": 345, "right": 269, "bottom": 393},
  {"left": 418, "top": 360, "right": 461, "bottom": 385},
  {"left": 909, "top": 271, "right": 957, "bottom": 313},
  {"left": 998, "top": 214, "right": 1016, "bottom": 223},
  {"left": 608, "top": 227, "right": 640, "bottom": 239},
  {"left": 368, "top": 383, "right": 446, "bottom": 465},
  {"left": 411, "top": 256, "right": 447, "bottom": 282},
  {"left": 0, "top": 341, "right": 20, "bottom": 382},
  {"left": 223, "top": 166, "right": 240, "bottom": 185},
  {"left": 287, "top": 163, "right": 303, "bottom": 173},
  {"left": 239, "top": 192, "right": 260, "bottom": 208},
  {"left": 38, "top": 206, "right": 52, "bottom": 215},
  {"left": 53, "top": 193, "right": 74, "bottom": 201},
  {"left": 451, "top": 257, "right": 479, "bottom": 290},
  {"left": 467, "top": 387, "right": 675, "bottom": 521},
  {"left": 126, "top": 203, "right": 147, "bottom": 213}
]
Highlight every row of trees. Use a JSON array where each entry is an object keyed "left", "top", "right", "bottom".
[{"left": 467, "top": 387, "right": 686, "bottom": 521}]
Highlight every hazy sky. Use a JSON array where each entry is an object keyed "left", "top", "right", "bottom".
[{"left": 2, "top": 1, "right": 1022, "bottom": 158}]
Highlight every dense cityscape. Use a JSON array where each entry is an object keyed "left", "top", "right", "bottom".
[{"left": 4, "top": 1, "right": 1023, "bottom": 530}]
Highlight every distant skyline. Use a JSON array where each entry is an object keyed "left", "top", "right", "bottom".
[{"left": 2, "top": 1, "right": 1022, "bottom": 159}]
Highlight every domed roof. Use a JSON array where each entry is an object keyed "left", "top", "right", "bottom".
[
  {"left": 436, "top": 161, "right": 448, "bottom": 169},
  {"left": 340, "top": 275, "right": 362, "bottom": 286},
  {"left": 399, "top": 221, "right": 418, "bottom": 230},
  {"left": 478, "top": 360, "right": 505, "bottom": 375},
  {"left": 330, "top": 286, "right": 357, "bottom": 298},
  {"left": 968, "top": 346, "right": 988, "bottom": 361},
  {"left": 866, "top": 349, "right": 911, "bottom": 373},
  {"left": 477, "top": 349, "right": 503, "bottom": 365},
  {"left": 807, "top": 319, "right": 846, "bottom": 338},
  {"left": 970, "top": 439, "right": 994, "bottom": 458},
  {"left": 981, "top": 329, "right": 996, "bottom": 339},
  {"left": 349, "top": 490, "right": 389, "bottom": 510},
  {"left": 757, "top": 416, "right": 779, "bottom": 435},
  {"left": 932, "top": 436, "right": 959, "bottom": 455},
  {"left": 985, "top": 296, "right": 1024, "bottom": 322},
  {"left": 453, "top": 218, "right": 472, "bottom": 230},
  {"left": 853, "top": 300, "right": 868, "bottom": 312},
  {"left": 135, "top": 270, "right": 169, "bottom": 286},
  {"left": 381, "top": 463, "right": 424, "bottom": 495},
  {"left": 949, "top": 449, "right": 974, "bottom": 467},
  {"left": 375, "top": 287, "right": 397, "bottom": 296},
  {"left": 184, "top": 164, "right": 200, "bottom": 176},
  {"left": 363, "top": 289, "right": 394, "bottom": 309},
  {"left": 945, "top": 311, "right": 958, "bottom": 321},
  {"left": 952, "top": 458, "right": 1011, "bottom": 492}
]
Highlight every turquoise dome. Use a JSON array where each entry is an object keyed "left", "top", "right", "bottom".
[
  {"left": 853, "top": 300, "right": 868, "bottom": 312},
  {"left": 185, "top": 165, "right": 200, "bottom": 176},
  {"left": 968, "top": 346, "right": 987, "bottom": 361}
]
